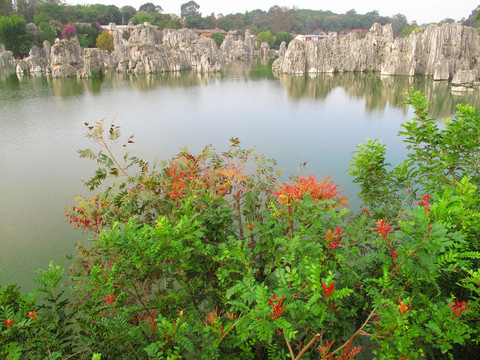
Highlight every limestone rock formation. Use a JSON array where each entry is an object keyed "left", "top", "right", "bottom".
[
  {"left": 273, "top": 22, "right": 480, "bottom": 83},
  {"left": 382, "top": 23, "right": 480, "bottom": 79},
  {"left": 220, "top": 30, "right": 255, "bottom": 61},
  {"left": 278, "top": 41, "right": 287, "bottom": 58},
  {"left": 451, "top": 69, "right": 477, "bottom": 92},
  {"left": 50, "top": 37, "right": 84, "bottom": 78},
  {"left": 78, "top": 48, "right": 109, "bottom": 78},
  {"left": 16, "top": 43, "right": 49, "bottom": 75},
  {"left": 109, "top": 23, "right": 223, "bottom": 74},
  {"left": 258, "top": 42, "right": 276, "bottom": 60},
  {"left": 273, "top": 23, "right": 394, "bottom": 74},
  {"left": 0, "top": 45, "right": 15, "bottom": 67}
]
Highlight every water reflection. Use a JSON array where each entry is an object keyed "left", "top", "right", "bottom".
[
  {"left": 126, "top": 70, "right": 220, "bottom": 91},
  {"left": 276, "top": 72, "right": 480, "bottom": 118}
]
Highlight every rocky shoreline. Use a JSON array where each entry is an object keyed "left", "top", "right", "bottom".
[
  {"left": 1, "top": 22, "right": 479, "bottom": 91},
  {"left": 5, "top": 23, "right": 264, "bottom": 79},
  {"left": 273, "top": 22, "right": 480, "bottom": 91}
]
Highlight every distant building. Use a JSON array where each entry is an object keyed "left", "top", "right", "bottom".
[
  {"left": 349, "top": 29, "right": 369, "bottom": 36},
  {"left": 295, "top": 32, "right": 328, "bottom": 42}
]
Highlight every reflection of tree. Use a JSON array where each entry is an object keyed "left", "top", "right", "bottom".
[
  {"left": 276, "top": 72, "right": 480, "bottom": 118},
  {"left": 48, "top": 77, "right": 85, "bottom": 98},
  {"left": 85, "top": 76, "right": 104, "bottom": 94}
]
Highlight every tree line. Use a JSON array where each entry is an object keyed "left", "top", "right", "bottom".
[{"left": 0, "top": 0, "right": 424, "bottom": 37}]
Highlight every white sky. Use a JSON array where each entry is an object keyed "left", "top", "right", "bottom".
[{"left": 67, "top": 1, "right": 479, "bottom": 25}]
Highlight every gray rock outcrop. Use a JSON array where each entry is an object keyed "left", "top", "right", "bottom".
[
  {"left": 0, "top": 44, "right": 15, "bottom": 67},
  {"left": 273, "top": 23, "right": 393, "bottom": 74},
  {"left": 220, "top": 30, "right": 255, "bottom": 61},
  {"left": 273, "top": 22, "right": 480, "bottom": 83},
  {"left": 451, "top": 69, "right": 477, "bottom": 92},
  {"left": 78, "top": 48, "right": 109, "bottom": 78},
  {"left": 50, "top": 37, "right": 84, "bottom": 77},
  {"left": 110, "top": 24, "right": 222, "bottom": 74},
  {"left": 16, "top": 43, "right": 49, "bottom": 75}
]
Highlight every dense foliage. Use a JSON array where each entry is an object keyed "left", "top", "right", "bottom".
[
  {"left": 210, "top": 32, "right": 225, "bottom": 48},
  {"left": 0, "top": 13, "right": 31, "bottom": 57},
  {"left": 2, "top": 90, "right": 480, "bottom": 359},
  {"left": 95, "top": 30, "right": 114, "bottom": 52}
]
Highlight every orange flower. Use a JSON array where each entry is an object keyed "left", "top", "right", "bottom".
[
  {"left": 274, "top": 175, "right": 347, "bottom": 208},
  {"left": 27, "top": 311, "right": 37, "bottom": 320},
  {"left": 4, "top": 318, "right": 14, "bottom": 327},
  {"left": 398, "top": 300, "right": 410, "bottom": 315}
]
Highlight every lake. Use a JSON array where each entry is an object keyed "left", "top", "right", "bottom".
[{"left": 1, "top": 60, "right": 478, "bottom": 291}]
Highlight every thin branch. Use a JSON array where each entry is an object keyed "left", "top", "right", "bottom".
[
  {"left": 295, "top": 333, "right": 320, "bottom": 360},
  {"left": 330, "top": 309, "right": 377, "bottom": 356},
  {"left": 284, "top": 332, "right": 295, "bottom": 360}
]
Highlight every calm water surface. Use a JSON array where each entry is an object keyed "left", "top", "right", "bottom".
[{"left": 1, "top": 61, "right": 478, "bottom": 290}]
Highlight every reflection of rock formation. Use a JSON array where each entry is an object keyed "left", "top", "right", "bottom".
[
  {"left": 0, "top": 44, "right": 15, "bottom": 67},
  {"left": 277, "top": 72, "right": 480, "bottom": 117},
  {"left": 126, "top": 70, "right": 220, "bottom": 91},
  {"left": 48, "top": 77, "right": 86, "bottom": 97},
  {"left": 273, "top": 23, "right": 480, "bottom": 83}
]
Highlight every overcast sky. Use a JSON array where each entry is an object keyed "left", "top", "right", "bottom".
[{"left": 67, "top": 0, "right": 479, "bottom": 25}]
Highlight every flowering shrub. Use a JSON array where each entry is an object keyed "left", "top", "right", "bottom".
[
  {"left": 61, "top": 24, "right": 77, "bottom": 39},
  {"left": 2, "top": 92, "right": 480, "bottom": 359}
]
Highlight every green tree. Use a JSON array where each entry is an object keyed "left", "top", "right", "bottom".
[
  {"left": 156, "top": 13, "right": 183, "bottom": 29},
  {"left": 216, "top": 16, "right": 234, "bottom": 31},
  {"left": 120, "top": 5, "right": 136, "bottom": 25},
  {"left": 0, "top": 0, "right": 12, "bottom": 16},
  {"left": 180, "top": 0, "right": 200, "bottom": 19},
  {"left": 391, "top": 13, "right": 408, "bottom": 37},
  {"left": 210, "top": 32, "right": 224, "bottom": 47},
  {"left": 256, "top": 30, "right": 274, "bottom": 47},
  {"left": 34, "top": 2, "right": 67, "bottom": 24},
  {"left": 38, "top": 21, "right": 55, "bottom": 44},
  {"left": 273, "top": 31, "right": 293, "bottom": 49},
  {"left": 204, "top": 12, "right": 216, "bottom": 28},
  {"left": 185, "top": 14, "right": 204, "bottom": 28},
  {"left": 139, "top": 2, "right": 162, "bottom": 13},
  {"left": 0, "top": 14, "right": 32, "bottom": 57},
  {"left": 95, "top": 30, "right": 113, "bottom": 51},
  {"left": 130, "top": 11, "right": 155, "bottom": 25}
]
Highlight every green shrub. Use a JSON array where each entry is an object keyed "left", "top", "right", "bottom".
[
  {"left": 95, "top": 30, "right": 114, "bottom": 51},
  {"left": 211, "top": 32, "right": 225, "bottom": 48},
  {"left": 256, "top": 30, "right": 274, "bottom": 47},
  {"left": 273, "top": 31, "right": 293, "bottom": 49},
  {"left": 3, "top": 92, "right": 480, "bottom": 359},
  {"left": 0, "top": 14, "right": 32, "bottom": 57}
]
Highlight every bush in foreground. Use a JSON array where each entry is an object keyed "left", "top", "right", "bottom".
[{"left": 2, "top": 90, "right": 480, "bottom": 359}]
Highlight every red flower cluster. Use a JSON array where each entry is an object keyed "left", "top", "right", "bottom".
[
  {"left": 414, "top": 193, "right": 430, "bottom": 218},
  {"left": 371, "top": 219, "right": 391, "bottom": 242},
  {"left": 448, "top": 299, "right": 470, "bottom": 319},
  {"left": 101, "top": 293, "right": 115, "bottom": 308},
  {"left": 274, "top": 175, "right": 347, "bottom": 207},
  {"left": 203, "top": 306, "right": 221, "bottom": 326},
  {"left": 322, "top": 281, "right": 336, "bottom": 298},
  {"left": 325, "top": 226, "right": 344, "bottom": 250},
  {"left": 391, "top": 251, "right": 398, "bottom": 263},
  {"left": 4, "top": 318, "right": 14, "bottom": 327},
  {"left": 269, "top": 294, "right": 287, "bottom": 320}
]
